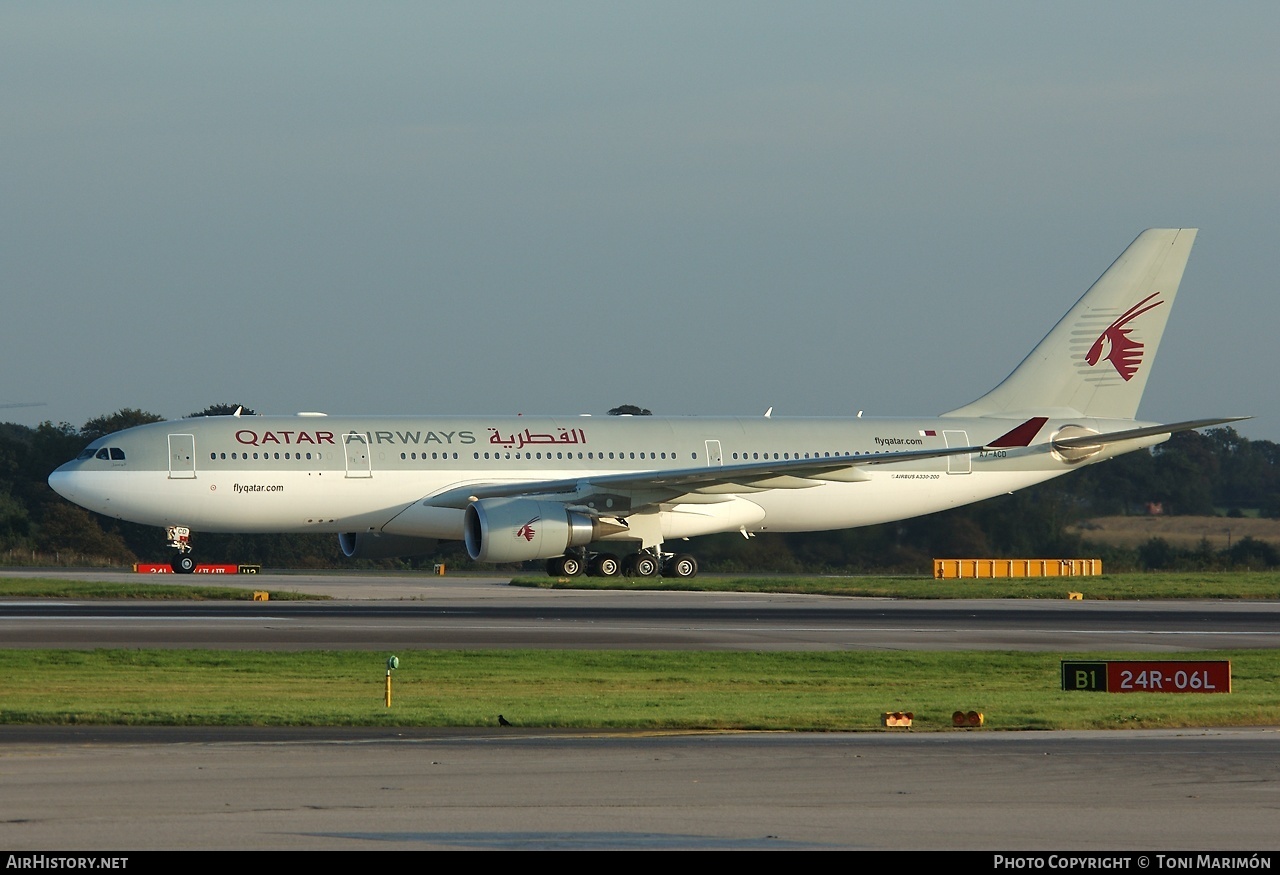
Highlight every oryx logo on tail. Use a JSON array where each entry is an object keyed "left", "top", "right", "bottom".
[{"left": 1084, "top": 293, "right": 1164, "bottom": 381}]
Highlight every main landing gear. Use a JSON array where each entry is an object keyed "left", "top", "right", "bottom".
[
  {"left": 166, "top": 525, "right": 196, "bottom": 574},
  {"left": 545, "top": 549, "right": 698, "bottom": 579}
]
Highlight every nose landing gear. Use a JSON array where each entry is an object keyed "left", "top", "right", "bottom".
[{"left": 166, "top": 526, "right": 196, "bottom": 574}]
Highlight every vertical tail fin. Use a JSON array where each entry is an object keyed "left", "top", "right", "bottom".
[{"left": 943, "top": 228, "right": 1197, "bottom": 421}]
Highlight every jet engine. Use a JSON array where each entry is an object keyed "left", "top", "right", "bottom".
[
  {"left": 338, "top": 531, "right": 439, "bottom": 560},
  {"left": 464, "top": 497, "right": 606, "bottom": 563}
]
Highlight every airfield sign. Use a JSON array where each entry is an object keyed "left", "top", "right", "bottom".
[{"left": 1061, "top": 661, "right": 1231, "bottom": 693}]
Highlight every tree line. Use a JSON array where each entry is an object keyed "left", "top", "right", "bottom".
[{"left": 2, "top": 406, "right": 1277, "bottom": 572}]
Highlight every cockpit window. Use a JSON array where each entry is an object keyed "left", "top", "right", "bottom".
[{"left": 75, "top": 446, "right": 124, "bottom": 461}]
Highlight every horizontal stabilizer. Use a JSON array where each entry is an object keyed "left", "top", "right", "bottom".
[{"left": 1050, "top": 417, "right": 1250, "bottom": 450}]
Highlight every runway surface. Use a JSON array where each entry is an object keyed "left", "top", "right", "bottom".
[
  {"left": 2, "top": 569, "right": 1278, "bottom": 851},
  {"left": 3, "top": 725, "right": 1278, "bottom": 851},
  {"left": 3, "top": 569, "right": 1280, "bottom": 651}
]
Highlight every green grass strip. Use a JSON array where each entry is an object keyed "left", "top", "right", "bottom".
[
  {"left": 513, "top": 571, "right": 1280, "bottom": 600},
  {"left": 0, "top": 578, "right": 322, "bottom": 600},
  {"left": 4, "top": 571, "right": 1278, "bottom": 600},
  {"left": 2, "top": 649, "right": 1276, "bottom": 731}
]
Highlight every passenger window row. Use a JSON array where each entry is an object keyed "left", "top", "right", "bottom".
[
  {"left": 210, "top": 452, "right": 324, "bottom": 460},
  {"left": 732, "top": 451, "right": 860, "bottom": 460},
  {"left": 467, "top": 451, "right": 681, "bottom": 461},
  {"left": 197, "top": 449, "right": 869, "bottom": 464}
]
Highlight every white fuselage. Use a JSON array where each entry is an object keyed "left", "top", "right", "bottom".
[{"left": 48, "top": 412, "right": 1162, "bottom": 546}]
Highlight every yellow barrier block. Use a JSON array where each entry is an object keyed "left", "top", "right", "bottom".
[
  {"left": 1068, "top": 591, "right": 1083, "bottom": 600},
  {"left": 252, "top": 591, "right": 269, "bottom": 601},
  {"left": 934, "top": 558, "right": 1102, "bottom": 579}
]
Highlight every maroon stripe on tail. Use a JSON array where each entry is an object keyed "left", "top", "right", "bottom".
[{"left": 988, "top": 417, "right": 1049, "bottom": 448}]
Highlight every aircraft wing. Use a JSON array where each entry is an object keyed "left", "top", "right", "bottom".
[
  {"left": 419, "top": 415, "right": 1248, "bottom": 515},
  {"left": 422, "top": 442, "right": 984, "bottom": 512}
]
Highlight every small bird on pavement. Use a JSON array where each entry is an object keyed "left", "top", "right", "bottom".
[{"left": 498, "top": 715, "right": 512, "bottom": 726}]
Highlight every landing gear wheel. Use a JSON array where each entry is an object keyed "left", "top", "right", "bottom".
[
  {"left": 588, "top": 553, "right": 621, "bottom": 577},
  {"left": 547, "top": 555, "right": 584, "bottom": 577},
  {"left": 171, "top": 554, "right": 196, "bottom": 574},
  {"left": 624, "top": 553, "right": 659, "bottom": 577},
  {"left": 662, "top": 553, "right": 698, "bottom": 579},
  {"left": 588, "top": 557, "right": 619, "bottom": 578}
]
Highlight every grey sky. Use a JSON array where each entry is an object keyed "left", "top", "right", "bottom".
[{"left": 3, "top": 3, "right": 1277, "bottom": 440}]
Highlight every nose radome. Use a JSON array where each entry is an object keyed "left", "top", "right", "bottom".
[{"left": 48, "top": 467, "right": 78, "bottom": 502}]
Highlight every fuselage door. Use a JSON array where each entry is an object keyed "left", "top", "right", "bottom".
[
  {"left": 943, "top": 430, "right": 971, "bottom": 475},
  {"left": 167, "top": 434, "right": 196, "bottom": 479},
  {"left": 704, "top": 440, "right": 723, "bottom": 466},
  {"left": 344, "top": 432, "right": 372, "bottom": 478}
]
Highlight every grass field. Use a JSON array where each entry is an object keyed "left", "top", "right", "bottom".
[
  {"left": 1069, "top": 514, "right": 1280, "bottom": 550},
  {"left": 0, "top": 577, "right": 320, "bottom": 599},
  {"left": 1, "top": 649, "right": 1275, "bottom": 731},
  {"left": 4, "top": 570, "right": 1280, "bottom": 600},
  {"left": 513, "top": 571, "right": 1280, "bottom": 600},
  {"left": 2, "top": 570, "right": 1276, "bottom": 731}
]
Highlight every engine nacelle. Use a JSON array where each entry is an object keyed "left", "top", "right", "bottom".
[
  {"left": 464, "top": 498, "right": 600, "bottom": 563},
  {"left": 338, "top": 531, "right": 438, "bottom": 560}
]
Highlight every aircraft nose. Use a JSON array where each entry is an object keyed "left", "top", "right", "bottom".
[
  {"left": 48, "top": 465, "right": 80, "bottom": 503},
  {"left": 49, "top": 461, "right": 120, "bottom": 518}
]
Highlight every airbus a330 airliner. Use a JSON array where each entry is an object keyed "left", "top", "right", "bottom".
[{"left": 49, "top": 229, "right": 1243, "bottom": 576}]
